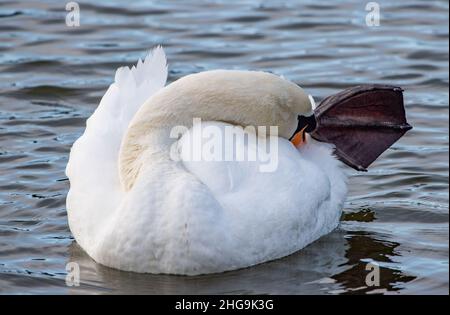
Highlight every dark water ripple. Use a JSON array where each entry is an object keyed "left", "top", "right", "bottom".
[{"left": 0, "top": 0, "right": 448, "bottom": 294}]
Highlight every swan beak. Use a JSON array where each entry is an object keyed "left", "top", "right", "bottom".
[{"left": 291, "top": 125, "right": 308, "bottom": 147}]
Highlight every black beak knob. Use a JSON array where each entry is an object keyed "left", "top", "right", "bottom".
[{"left": 289, "top": 114, "right": 317, "bottom": 140}]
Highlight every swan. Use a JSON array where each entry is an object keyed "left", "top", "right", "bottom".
[{"left": 66, "top": 46, "right": 347, "bottom": 275}]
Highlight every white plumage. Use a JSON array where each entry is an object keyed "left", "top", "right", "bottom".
[{"left": 66, "top": 47, "right": 347, "bottom": 275}]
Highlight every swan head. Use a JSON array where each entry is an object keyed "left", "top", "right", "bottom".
[
  {"left": 120, "top": 70, "right": 315, "bottom": 190},
  {"left": 163, "top": 70, "right": 315, "bottom": 138}
]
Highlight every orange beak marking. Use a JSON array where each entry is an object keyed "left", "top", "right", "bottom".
[{"left": 291, "top": 125, "right": 308, "bottom": 148}]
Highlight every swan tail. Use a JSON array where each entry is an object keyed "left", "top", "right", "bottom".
[{"left": 90, "top": 45, "right": 168, "bottom": 135}]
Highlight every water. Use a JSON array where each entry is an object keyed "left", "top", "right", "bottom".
[{"left": 0, "top": 0, "right": 448, "bottom": 294}]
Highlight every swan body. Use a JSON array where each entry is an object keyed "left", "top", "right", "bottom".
[{"left": 66, "top": 47, "right": 347, "bottom": 275}]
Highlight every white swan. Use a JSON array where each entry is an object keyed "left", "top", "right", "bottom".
[{"left": 66, "top": 47, "right": 347, "bottom": 275}]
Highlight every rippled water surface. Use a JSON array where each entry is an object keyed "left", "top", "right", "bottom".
[{"left": 0, "top": 0, "right": 448, "bottom": 294}]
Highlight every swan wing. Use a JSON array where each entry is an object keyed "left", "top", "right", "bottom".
[{"left": 66, "top": 47, "right": 168, "bottom": 249}]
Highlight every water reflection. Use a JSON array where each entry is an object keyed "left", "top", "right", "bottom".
[{"left": 332, "top": 232, "right": 416, "bottom": 294}]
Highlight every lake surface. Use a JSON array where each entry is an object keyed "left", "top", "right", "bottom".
[{"left": 0, "top": 0, "right": 448, "bottom": 294}]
